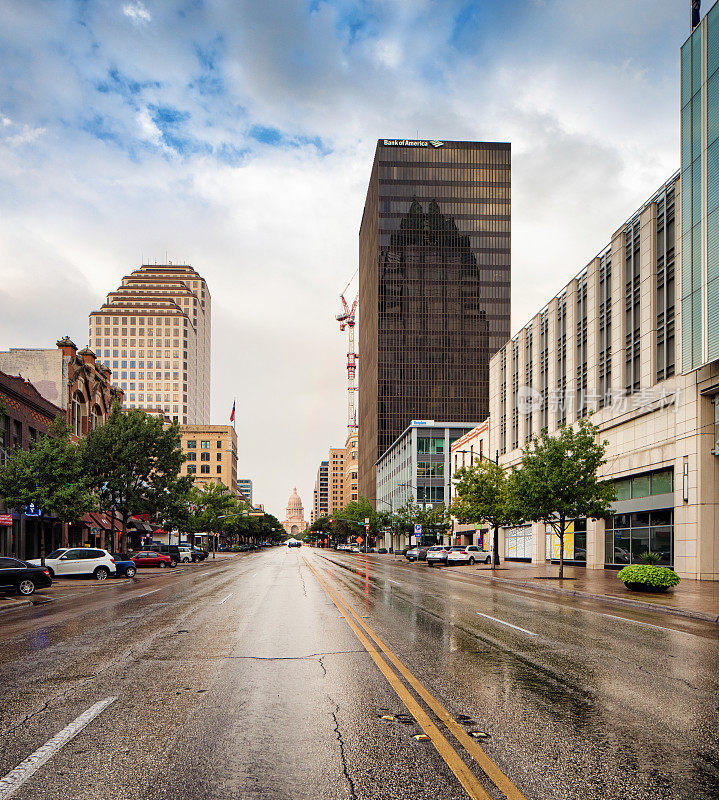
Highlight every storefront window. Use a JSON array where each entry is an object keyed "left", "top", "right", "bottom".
[{"left": 606, "top": 510, "right": 673, "bottom": 566}]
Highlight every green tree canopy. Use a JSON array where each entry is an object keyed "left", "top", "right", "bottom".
[
  {"left": 0, "top": 418, "right": 93, "bottom": 561},
  {"left": 508, "top": 419, "right": 615, "bottom": 577},
  {"left": 82, "top": 406, "right": 189, "bottom": 547}
]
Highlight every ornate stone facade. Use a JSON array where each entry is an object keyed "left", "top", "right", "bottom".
[{"left": 282, "top": 487, "right": 306, "bottom": 537}]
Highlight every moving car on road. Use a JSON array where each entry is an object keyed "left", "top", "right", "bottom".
[
  {"left": 446, "top": 545, "right": 491, "bottom": 566},
  {"left": 0, "top": 557, "right": 52, "bottom": 595},
  {"left": 131, "top": 551, "right": 174, "bottom": 568},
  {"left": 28, "top": 548, "right": 116, "bottom": 580},
  {"left": 426, "top": 545, "right": 452, "bottom": 566},
  {"left": 405, "top": 546, "right": 429, "bottom": 562},
  {"left": 287, "top": 540, "right": 302, "bottom": 548}
]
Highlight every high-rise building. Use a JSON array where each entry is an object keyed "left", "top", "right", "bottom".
[
  {"left": 681, "top": 5, "right": 719, "bottom": 370},
  {"left": 179, "top": 425, "right": 237, "bottom": 495},
  {"left": 237, "top": 479, "right": 253, "bottom": 506},
  {"left": 310, "top": 460, "right": 329, "bottom": 522},
  {"left": 358, "top": 139, "right": 510, "bottom": 500},
  {"left": 329, "top": 447, "right": 345, "bottom": 512},
  {"left": 344, "top": 429, "right": 358, "bottom": 505},
  {"left": 89, "top": 264, "right": 210, "bottom": 424}
]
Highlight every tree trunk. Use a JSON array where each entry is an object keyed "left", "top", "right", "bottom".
[
  {"left": 120, "top": 514, "right": 128, "bottom": 555},
  {"left": 558, "top": 515, "right": 565, "bottom": 579},
  {"left": 492, "top": 522, "right": 500, "bottom": 569}
]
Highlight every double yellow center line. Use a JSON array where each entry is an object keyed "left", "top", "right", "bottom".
[{"left": 303, "top": 556, "right": 527, "bottom": 800}]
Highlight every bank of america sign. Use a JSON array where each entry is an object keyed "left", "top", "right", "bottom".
[{"left": 383, "top": 139, "right": 444, "bottom": 148}]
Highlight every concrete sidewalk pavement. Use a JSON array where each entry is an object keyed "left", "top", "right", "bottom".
[{"left": 472, "top": 561, "right": 719, "bottom": 623}]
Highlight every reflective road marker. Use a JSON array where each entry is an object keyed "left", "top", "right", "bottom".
[{"left": 0, "top": 696, "right": 117, "bottom": 799}]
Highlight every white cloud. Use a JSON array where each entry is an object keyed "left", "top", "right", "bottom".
[
  {"left": 123, "top": 2, "right": 152, "bottom": 25},
  {"left": 0, "top": 0, "right": 687, "bottom": 516}
]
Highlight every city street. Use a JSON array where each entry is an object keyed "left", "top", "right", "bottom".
[{"left": 0, "top": 547, "right": 718, "bottom": 800}]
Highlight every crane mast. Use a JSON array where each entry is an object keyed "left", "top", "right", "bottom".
[{"left": 336, "top": 276, "right": 359, "bottom": 433}]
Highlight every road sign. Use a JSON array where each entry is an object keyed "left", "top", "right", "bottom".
[
  {"left": 364, "top": 518, "right": 370, "bottom": 524},
  {"left": 414, "top": 524, "right": 422, "bottom": 535},
  {"left": 356, "top": 536, "right": 363, "bottom": 544}
]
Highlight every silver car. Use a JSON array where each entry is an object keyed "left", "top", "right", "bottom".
[
  {"left": 425, "top": 545, "right": 451, "bottom": 566},
  {"left": 446, "top": 545, "right": 491, "bottom": 565}
]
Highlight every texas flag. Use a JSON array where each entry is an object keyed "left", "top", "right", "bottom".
[{"left": 230, "top": 400, "right": 235, "bottom": 423}]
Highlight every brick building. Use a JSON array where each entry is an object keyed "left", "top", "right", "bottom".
[{"left": 0, "top": 370, "right": 63, "bottom": 558}]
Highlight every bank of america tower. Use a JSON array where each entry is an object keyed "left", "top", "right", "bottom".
[{"left": 358, "top": 139, "right": 511, "bottom": 499}]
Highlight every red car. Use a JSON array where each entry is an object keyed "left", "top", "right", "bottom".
[{"left": 131, "top": 551, "right": 175, "bottom": 568}]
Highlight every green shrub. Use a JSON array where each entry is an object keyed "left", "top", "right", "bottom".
[{"left": 617, "top": 564, "right": 680, "bottom": 588}]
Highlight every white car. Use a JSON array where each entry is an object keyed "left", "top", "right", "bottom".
[
  {"left": 177, "top": 546, "right": 193, "bottom": 563},
  {"left": 446, "top": 545, "right": 491, "bottom": 565},
  {"left": 426, "top": 545, "right": 452, "bottom": 566},
  {"left": 28, "top": 548, "right": 116, "bottom": 580}
]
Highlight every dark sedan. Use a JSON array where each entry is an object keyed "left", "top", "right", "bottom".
[{"left": 0, "top": 557, "right": 53, "bottom": 595}]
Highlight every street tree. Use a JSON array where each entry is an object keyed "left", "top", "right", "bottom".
[
  {"left": 186, "top": 483, "right": 242, "bottom": 556},
  {"left": 0, "top": 418, "right": 93, "bottom": 563},
  {"left": 508, "top": 419, "right": 616, "bottom": 578},
  {"left": 452, "top": 459, "right": 515, "bottom": 568},
  {"left": 82, "top": 405, "right": 188, "bottom": 551}
]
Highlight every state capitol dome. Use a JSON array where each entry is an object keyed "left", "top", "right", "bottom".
[{"left": 282, "top": 487, "right": 306, "bottom": 537}]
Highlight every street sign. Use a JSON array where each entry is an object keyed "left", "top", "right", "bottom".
[
  {"left": 414, "top": 524, "right": 422, "bottom": 535},
  {"left": 356, "top": 536, "right": 363, "bottom": 544},
  {"left": 364, "top": 518, "right": 370, "bottom": 524}
]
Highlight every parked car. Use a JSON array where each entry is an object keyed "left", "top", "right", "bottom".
[
  {"left": 111, "top": 553, "right": 137, "bottom": 578},
  {"left": 405, "top": 546, "right": 429, "bottom": 562},
  {"left": 189, "top": 547, "right": 208, "bottom": 562},
  {"left": 176, "top": 546, "right": 192, "bottom": 563},
  {"left": 426, "top": 545, "right": 452, "bottom": 566},
  {"left": 350, "top": 545, "right": 360, "bottom": 553},
  {"left": 378, "top": 548, "right": 388, "bottom": 554},
  {"left": 145, "top": 545, "right": 182, "bottom": 566},
  {"left": 131, "top": 551, "right": 175, "bottom": 568},
  {"left": 446, "top": 545, "right": 491, "bottom": 566},
  {"left": 0, "top": 557, "right": 52, "bottom": 595},
  {"left": 28, "top": 548, "right": 116, "bottom": 580}
]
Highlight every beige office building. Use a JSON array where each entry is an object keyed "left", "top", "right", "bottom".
[
  {"left": 329, "top": 447, "right": 346, "bottom": 513},
  {"left": 490, "top": 173, "right": 719, "bottom": 580},
  {"left": 88, "top": 264, "right": 210, "bottom": 424},
  {"left": 179, "top": 425, "right": 237, "bottom": 495},
  {"left": 344, "top": 430, "right": 358, "bottom": 505}
]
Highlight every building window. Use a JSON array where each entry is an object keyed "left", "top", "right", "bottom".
[
  {"left": 201, "top": 452, "right": 210, "bottom": 461},
  {"left": 525, "top": 328, "right": 533, "bottom": 442},
  {"left": 216, "top": 453, "right": 221, "bottom": 461},
  {"left": 598, "top": 251, "right": 612, "bottom": 408},
  {"left": 511, "top": 340, "right": 519, "bottom": 450},
  {"left": 605, "top": 509, "right": 673, "bottom": 566},
  {"left": 624, "top": 217, "right": 641, "bottom": 394},
  {"left": 540, "top": 311, "right": 549, "bottom": 430},
  {"left": 71, "top": 392, "right": 84, "bottom": 437},
  {"left": 556, "top": 294, "right": 567, "bottom": 426},
  {"left": 576, "top": 274, "right": 588, "bottom": 417},
  {"left": 656, "top": 186, "right": 676, "bottom": 381},
  {"left": 499, "top": 348, "right": 507, "bottom": 454},
  {"left": 185, "top": 452, "right": 196, "bottom": 461},
  {"left": 187, "top": 440, "right": 196, "bottom": 448},
  {"left": 187, "top": 464, "right": 196, "bottom": 474},
  {"left": 216, "top": 440, "right": 222, "bottom": 448},
  {"left": 201, "top": 440, "right": 210, "bottom": 448}
]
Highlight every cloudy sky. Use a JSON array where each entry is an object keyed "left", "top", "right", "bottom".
[{"left": 0, "top": 0, "right": 692, "bottom": 517}]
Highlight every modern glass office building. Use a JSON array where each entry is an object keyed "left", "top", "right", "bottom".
[
  {"left": 358, "top": 139, "right": 511, "bottom": 500},
  {"left": 681, "top": 5, "right": 719, "bottom": 370}
]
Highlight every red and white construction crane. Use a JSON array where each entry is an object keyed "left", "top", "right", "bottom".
[{"left": 336, "top": 272, "right": 358, "bottom": 433}]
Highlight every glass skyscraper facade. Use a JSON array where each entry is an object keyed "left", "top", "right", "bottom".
[
  {"left": 681, "top": 4, "right": 719, "bottom": 370},
  {"left": 358, "top": 140, "right": 510, "bottom": 499}
]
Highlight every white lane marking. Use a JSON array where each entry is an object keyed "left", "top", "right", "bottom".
[
  {"left": 597, "top": 612, "right": 677, "bottom": 632},
  {"left": 388, "top": 579, "right": 400, "bottom": 585},
  {"left": 135, "top": 588, "right": 161, "bottom": 599},
  {"left": 218, "top": 593, "right": 233, "bottom": 605},
  {"left": 476, "top": 612, "right": 538, "bottom": 636},
  {"left": 0, "top": 696, "right": 117, "bottom": 800}
]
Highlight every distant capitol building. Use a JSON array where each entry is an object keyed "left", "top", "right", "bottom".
[{"left": 282, "top": 487, "right": 306, "bottom": 537}]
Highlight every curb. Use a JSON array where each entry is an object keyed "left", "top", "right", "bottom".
[
  {"left": 474, "top": 573, "right": 719, "bottom": 624},
  {"left": 0, "top": 596, "right": 54, "bottom": 616}
]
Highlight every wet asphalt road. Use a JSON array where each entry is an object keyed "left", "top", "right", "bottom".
[{"left": 0, "top": 547, "right": 718, "bottom": 800}]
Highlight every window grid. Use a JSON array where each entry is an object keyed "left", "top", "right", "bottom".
[
  {"left": 656, "top": 187, "right": 676, "bottom": 381},
  {"left": 598, "top": 252, "right": 612, "bottom": 408},
  {"left": 556, "top": 295, "right": 567, "bottom": 426},
  {"left": 576, "top": 274, "right": 588, "bottom": 417},
  {"left": 624, "top": 218, "right": 641, "bottom": 394}
]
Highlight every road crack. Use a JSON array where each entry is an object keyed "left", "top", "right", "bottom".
[{"left": 330, "top": 702, "right": 357, "bottom": 800}]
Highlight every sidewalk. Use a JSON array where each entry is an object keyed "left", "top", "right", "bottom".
[{"left": 472, "top": 561, "right": 719, "bottom": 623}]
